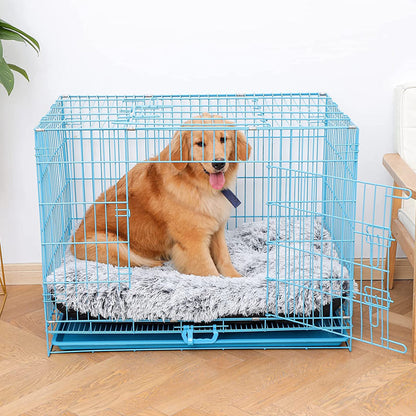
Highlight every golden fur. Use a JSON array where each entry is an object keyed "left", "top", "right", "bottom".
[{"left": 71, "top": 113, "right": 251, "bottom": 277}]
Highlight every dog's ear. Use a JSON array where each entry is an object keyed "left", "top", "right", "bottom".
[
  {"left": 170, "top": 130, "right": 190, "bottom": 171},
  {"left": 236, "top": 130, "right": 251, "bottom": 161}
]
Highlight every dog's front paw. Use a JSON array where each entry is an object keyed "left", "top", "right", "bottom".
[{"left": 218, "top": 263, "right": 242, "bottom": 277}]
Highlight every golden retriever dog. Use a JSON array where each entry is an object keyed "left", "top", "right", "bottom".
[{"left": 71, "top": 113, "right": 251, "bottom": 277}]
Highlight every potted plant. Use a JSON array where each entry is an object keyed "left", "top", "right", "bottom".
[{"left": 0, "top": 18, "right": 39, "bottom": 95}]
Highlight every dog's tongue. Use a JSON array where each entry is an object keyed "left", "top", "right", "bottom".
[{"left": 209, "top": 172, "right": 225, "bottom": 190}]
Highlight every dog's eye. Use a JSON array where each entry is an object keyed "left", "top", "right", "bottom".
[
  {"left": 220, "top": 137, "right": 225, "bottom": 143},
  {"left": 196, "top": 141, "right": 205, "bottom": 147}
]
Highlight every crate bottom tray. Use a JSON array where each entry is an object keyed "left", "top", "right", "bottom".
[{"left": 51, "top": 317, "right": 349, "bottom": 352}]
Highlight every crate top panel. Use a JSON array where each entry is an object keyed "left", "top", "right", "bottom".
[{"left": 35, "top": 93, "right": 356, "bottom": 132}]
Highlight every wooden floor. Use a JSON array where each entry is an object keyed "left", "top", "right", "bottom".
[{"left": 0, "top": 282, "right": 415, "bottom": 416}]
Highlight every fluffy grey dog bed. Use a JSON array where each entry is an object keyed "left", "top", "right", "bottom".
[{"left": 48, "top": 218, "right": 352, "bottom": 322}]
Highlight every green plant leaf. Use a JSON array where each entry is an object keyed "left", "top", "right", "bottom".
[
  {"left": 8, "top": 63, "right": 29, "bottom": 81},
  {"left": 0, "top": 27, "right": 26, "bottom": 42},
  {"left": 0, "top": 58, "right": 14, "bottom": 95},
  {"left": 0, "top": 40, "right": 3, "bottom": 58},
  {"left": 0, "top": 19, "right": 39, "bottom": 53}
]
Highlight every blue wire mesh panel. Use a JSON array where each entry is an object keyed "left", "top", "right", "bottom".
[
  {"left": 35, "top": 93, "right": 406, "bottom": 354},
  {"left": 266, "top": 165, "right": 408, "bottom": 353}
]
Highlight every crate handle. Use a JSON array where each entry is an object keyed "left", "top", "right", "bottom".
[{"left": 181, "top": 325, "right": 219, "bottom": 345}]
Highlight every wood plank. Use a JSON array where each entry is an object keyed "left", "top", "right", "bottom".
[
  {"left": 381, "top": 311, "right": 412, "bottom": 329},
  {"left": 390, "top": 386, "right": 416, "bottom": 415},
  {"left": 24, "top": 353, "right": 197, "bottom": 416},
  {"left": 190, "top": 404, "right": 254, "bottom": 416},
  {"left": 241, "top": 403, "right": 297, "bottom": 416},
  {"left": 9, "top": 309, "right": 47, "bottom": 340},
  {"left": 174, "top": 349, "right": 245, "bottom": 370},
  {"left": 3, "top": 264, "right": 42, "bottom": 285},
  {"left": 0, "top": 285, "right": 43, "bottom": 323},
  {"left": 123, "top": 408, "right": 166, "bottom": 416},
  {"left": 241, "top": 350, "right": 373, "bottom": 414},
  {"left": 189, "top": 348, "right": 360, "bottom": 416},
  {"left": 355, "top": 367, "right": 416, "bottom": 414},
  {"left": 0, "top": 353, "right": 95, "bottom": 408},
  {"left": 385, "top": 182, "right": 402, "bottom": 290},
  {"left": 383, "top": 153, "right": 416, "bottom": 197},
  {"left": 337, "top": 403, "right": 392, "bottom": 416},
  {"left": 152, "top": 354, "right": 271, "bottom": 415},
  {"left": 312, "top": 358, "right": 414, "bottom": 413},
  {"left": 172, "top": 408, "right": 211, "bottom": 416},
  {"left": 0, "top": 320, "right": 48, "bottom": 364},
  {"left": 111, "top": 353, "right": 266, "bottom": 416},
  {"left": 392, "top": 220, "right": 415, "bottom": 267},
  {"left": 0, "top": 356, "right": 132, "bottom": 415},
  {"left": 25, "top": 410, "right": 123, "bottom": 416},
  {"left": 123, "top": 357, "right": 224, "bottom": 411},
  {"left": 23, "top": 410, "right": 81, "bottom": 416}
]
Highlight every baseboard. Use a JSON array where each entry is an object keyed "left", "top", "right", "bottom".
[
  {"left": 359, "top": 258, "right": 413, "bottom": 281},
  {"left": 3, "top": 258, "right": 414, "bottom": 285},
  {"left": 392, "top": 258, "right": 414, "bottom": 279},
  {"left": 4, "top": 263, "right": 43, "bottom": 285}
]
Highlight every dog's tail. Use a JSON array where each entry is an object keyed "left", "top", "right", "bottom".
[
  {"left": 71, "top": 231, "right": 164, "bottom": 268},
  {"left": 129, "top": 250, "right": 164, "bottom": 267}
]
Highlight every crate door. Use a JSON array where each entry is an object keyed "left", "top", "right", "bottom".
[{"left": 266, "top": 167, "right": 409, "bottom": 354}]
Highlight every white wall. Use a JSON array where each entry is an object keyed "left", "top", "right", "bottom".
[{"left": 1, "top": 0, "right": 416, "bottom": 263}]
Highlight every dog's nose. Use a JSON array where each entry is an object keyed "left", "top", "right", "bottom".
[{"left": 212, "top": 159, "right": 226, "bottom": 171}]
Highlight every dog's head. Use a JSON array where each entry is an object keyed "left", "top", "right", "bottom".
[{"left": 168, "top": 113, "right": 251, "bottom": 190}]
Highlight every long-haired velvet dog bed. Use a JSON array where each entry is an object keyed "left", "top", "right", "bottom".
[{"left": 47, "top": 218, "right": 353, "bottom": 322}]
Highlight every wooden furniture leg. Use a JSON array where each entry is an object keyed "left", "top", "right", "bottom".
[{"left": 385, "top": 182, "right": 402, "bottom": 290}]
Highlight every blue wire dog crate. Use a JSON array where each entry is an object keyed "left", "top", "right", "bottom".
[{"left": 35, "top": 93, "right": 408, "bottom": 355}]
